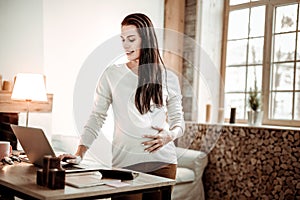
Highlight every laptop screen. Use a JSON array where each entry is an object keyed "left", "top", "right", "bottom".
[{"left": 10, "top": 125, "right": 56, "bottom": 167}]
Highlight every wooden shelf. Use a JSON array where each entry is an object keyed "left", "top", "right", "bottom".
[{"left": 0, "top": 91, "right": 53, "bottom": 113}]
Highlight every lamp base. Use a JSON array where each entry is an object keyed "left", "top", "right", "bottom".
[{"left": 25, "top": 100, "right": 31, "bottom": 127}]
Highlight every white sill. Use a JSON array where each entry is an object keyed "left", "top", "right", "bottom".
[{"left": 185, "top": 121, "right": 300, "bottom": 131}]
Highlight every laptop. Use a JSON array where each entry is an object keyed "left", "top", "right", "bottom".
[{"left": 10, "top": 124, "right": 103, "bottom": 173}]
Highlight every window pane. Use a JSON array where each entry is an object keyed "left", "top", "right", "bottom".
[
  {"left": 228, "top": 9, "right": 249, "bottom": 40},
  {"left": 269, "top": 92, "right": 293, "bottom": 119},
  {"left": 275, "top": 4, "right": 298, "bottom": 33},
  {"left": 250, "top": 6, "right": 265, "bottom": 37},
  {"left": 273, "top": 33, "right": 296, "bottom": 62},
  {"left": 225, "top": 67, "right": 246, "bottom": 92},
  {"left": 295, "top": 92, "right": 300, "bottom": 120},
  {"left": 299, "top": 5, "right": 300, "bottom": 30},
  {"left": 296, "top": 62, "right": 300, "bottom": 90},
  {"left": 247, "top": 65, "right": 262, "bottom": 91},
  {"left": 297, "top": 32, "right": 300, "bottom": 60},
  {"left": 224, "top": 93, "right": 246, "bottom": 119},
  {"left": 225, "top": 1, "right": 300, "bottom": 124},
  {"left": 229, "top": 0, "right": 249, "bottom": 6},
  {"left": 271, "top": 63, "right": 294, "bottom": 91},
  {"left": 248, "top": 37, "right": 264, "bottom": 64},
  {"left": 226, "top": 40, "right": 248, "bottom": 65}
]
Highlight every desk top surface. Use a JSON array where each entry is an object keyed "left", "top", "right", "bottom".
[{"left": 0, "top": 163, "right": 175, "bottom": 200}]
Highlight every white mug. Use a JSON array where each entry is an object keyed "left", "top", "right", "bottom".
[{"left": 0, "top": 141, "right": 11, "bottom": 159}]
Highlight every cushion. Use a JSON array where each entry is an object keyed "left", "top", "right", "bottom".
[{"left": 175, "top": 167, "right": 195, "bottom": 184}]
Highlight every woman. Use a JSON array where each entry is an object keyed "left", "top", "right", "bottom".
[{"left": 64, "top": 13, "right": 185, "bottom": 200}]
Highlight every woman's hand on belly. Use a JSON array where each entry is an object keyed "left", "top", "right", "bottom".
[{"left": 141, "top": 126, "right": 174, "bottom": 153}]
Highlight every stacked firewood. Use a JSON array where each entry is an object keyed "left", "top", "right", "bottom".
[{"left": 177, "top": 123, "right": 300, "bottom": 200}]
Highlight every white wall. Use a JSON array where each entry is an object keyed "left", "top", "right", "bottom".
[
  {"left": 0, "top": 0, "right": 52, "bottom": 132},
  {"left": 0, "top": 0, "right": 43, "bottom": 79}
]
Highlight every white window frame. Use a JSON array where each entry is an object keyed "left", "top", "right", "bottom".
[{"left": 221, "top": 0, "right": 300, "bottom": 127}]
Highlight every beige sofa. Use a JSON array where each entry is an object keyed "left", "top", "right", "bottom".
[
  {"left": 51, "top": 135, "right": 208, "bottom": 200},
  {"left": 172, "top": 147, "right": 208, "bottom": 200}
]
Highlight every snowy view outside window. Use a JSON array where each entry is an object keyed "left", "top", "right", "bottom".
[{"left": 224, "top": 0, "right": 300, "bottom": 125}]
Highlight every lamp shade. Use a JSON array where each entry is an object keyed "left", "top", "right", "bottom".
[{"left": 11, "top": 73, "right": 47, "bottom": 102}]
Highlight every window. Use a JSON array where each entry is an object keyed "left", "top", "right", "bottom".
[{"left": 223, "top": 0, "right": 300, "bottom": 126}]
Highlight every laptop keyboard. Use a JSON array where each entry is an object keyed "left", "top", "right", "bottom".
[{"left": 62, "top": 163, "right": 83, "bottom": 170}]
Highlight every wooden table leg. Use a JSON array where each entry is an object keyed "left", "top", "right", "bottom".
[
  {"left": 0, "top": 186, "right": 15, "bottom": 200},
  {"left": 161, "top": 186, "right": 172, "bottom": 200}
]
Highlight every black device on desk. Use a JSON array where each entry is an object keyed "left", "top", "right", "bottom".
[
  {"left": 99, "top": 169, "right": 139, "bottom": 180},
  {"left": 1, "top": 157, "right": 13, "bottom": 165},
  {"left": 1, "top": 151, "right": 22, "bottom": 165}
]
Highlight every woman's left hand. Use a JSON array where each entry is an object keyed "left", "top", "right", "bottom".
[{"left": 142, "top": 127, "right": 174, "bottom": 153}]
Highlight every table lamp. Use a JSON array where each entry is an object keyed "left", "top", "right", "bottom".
[{"left": 11, "top": 73, "right": 48, "bottom": 127}]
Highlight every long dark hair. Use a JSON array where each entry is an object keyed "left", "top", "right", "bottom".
[{"left": 122, "top": 13, "right": 165, "bottom": 114}]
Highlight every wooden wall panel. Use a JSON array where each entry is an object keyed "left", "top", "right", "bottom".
[{"left": 163, "top": 0, "right": 185, "bottom": 78}]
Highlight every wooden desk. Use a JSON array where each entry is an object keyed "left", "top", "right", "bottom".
[{"left": 0, "top": 163, "right": 175, "bottom": 200}]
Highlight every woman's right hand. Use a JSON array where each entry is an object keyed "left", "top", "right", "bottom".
[
  {"left": 58, "top": 154, "right": 82, "bottom": 164},
  {"left": 58, "top": 145, "right": 88, "bottom": 164}
]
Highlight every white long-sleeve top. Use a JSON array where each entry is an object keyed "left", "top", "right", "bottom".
[{"left": 80, "top": 63, "right": 185, "bottom": 168}]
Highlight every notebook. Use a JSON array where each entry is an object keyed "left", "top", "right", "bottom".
[
  {"left": 66, "top": 171, "right": 105, "bottom": 188},
  {"left": 65, "top": 171, "right": 130, "bottom": 188},
  {"left": 10, "top": 124, "right": 102, "bottom": 173}
]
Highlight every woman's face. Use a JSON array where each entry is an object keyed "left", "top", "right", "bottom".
[{"left": 121, "top": 25, "right": 142, "bottom": 62}]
